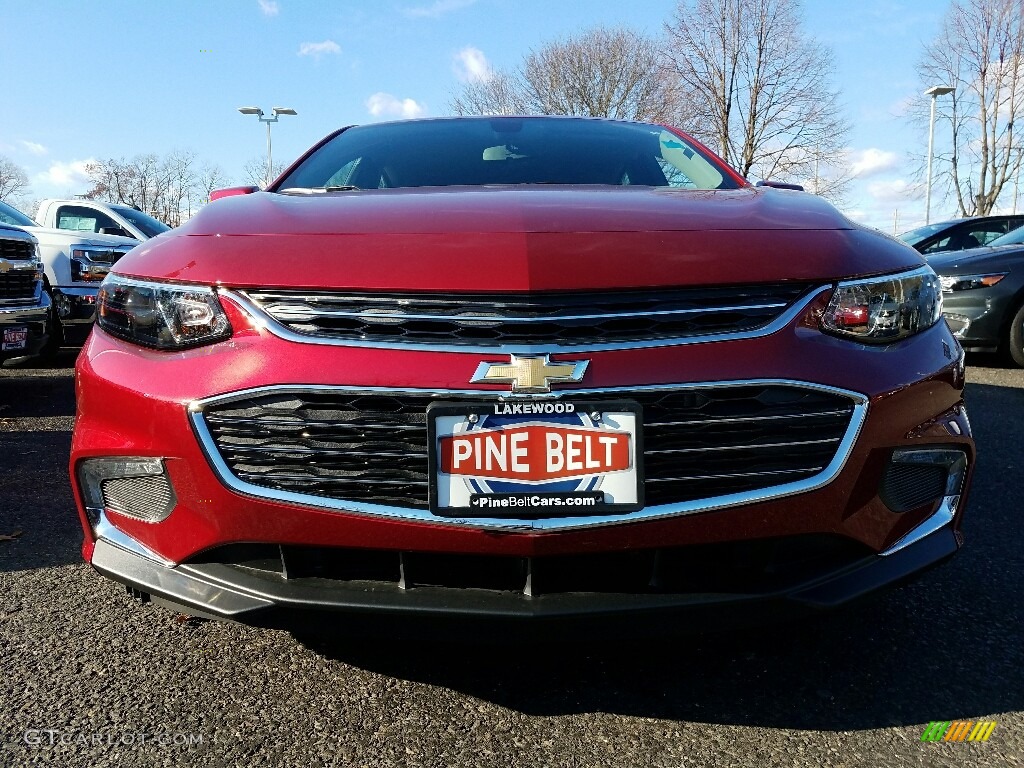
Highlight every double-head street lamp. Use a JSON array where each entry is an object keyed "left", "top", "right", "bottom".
[
  {"left": 924, "top": 85, "right": 955, "bottom": 225},
  {"left": 238, "top": 106, "right": 298, "bottom": 188}
]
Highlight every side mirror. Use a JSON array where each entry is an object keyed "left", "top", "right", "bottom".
[
  {"left": 99, "top": 226, "right": 133, "bottom": 238},
  {"left": 756, "top": 180, "right": 805, "bottom": 192},
  {"left": 210, "top": 186, "right": 260, "bottom": 202}
]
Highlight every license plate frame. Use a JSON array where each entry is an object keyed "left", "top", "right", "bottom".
[
  {"left": 427, "top": 399, "right": 644, "bottom": 518},
  {"left": 2, "top": 326, "right": 28, "bottom": 351}
]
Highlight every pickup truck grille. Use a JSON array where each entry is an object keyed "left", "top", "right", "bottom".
[
  {"left": 0, "top": 270, "right": 38, "bottom": 302},
  {"left": 198, "top": 384, "right": 856, "bottom": 512},
  {"left": 240, "top": 283, "right": 815, "bottom": 348},
  {"left": 0, "top": 239, "right": 34, "bottom": 260}
]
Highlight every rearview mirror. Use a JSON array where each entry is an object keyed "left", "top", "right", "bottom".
[
  {"left": 210, "top": 186, "right": 260, "bottom": 202},
  {"left": 755, "top": 180, "right": 805, "bottom": 192},
  {"left": 99, "top": 226, "right": 132, "bottom": 238}
]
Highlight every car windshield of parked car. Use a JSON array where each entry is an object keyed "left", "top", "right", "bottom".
[
  {"left": 275, "top": 118, "right": 737, "bottom": 192},
  {"left": 112, "top": 206, "right": 171, "bottom": 237},
  {"left": 987, "top": 225, "right": 1024, "bottom": 247},
  {"left": 898, "top": 221, "right": 962, "bottom": 246},
  {"left": 0, "top": 199, "right": 40, "bottom": 228}
]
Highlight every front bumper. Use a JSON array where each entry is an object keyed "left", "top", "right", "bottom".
[
  {"left": 0, "top": 293, "right": 50, "bottom": 362},
  {"left": 941, "top": 288, "right": 1012, "bottom": 352},
  {"left": 52, "top": 286, "right": 100, "bottom": 344},
  {"left": 71, "top": 293, "right": 975, "bottom": 629},
  {"left": 90, "top": 503, "right": 961, "bottom": 636}
]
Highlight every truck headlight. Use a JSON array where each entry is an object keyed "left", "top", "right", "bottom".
[
  {"left": 821, "top": 266, "right": 943, "bottom": 343},
  {"left": 71, "top": 248, "right": 129, "bottom": 283},
  {"left": 97, "top": 274, "right": 232, "bottom": 350}
]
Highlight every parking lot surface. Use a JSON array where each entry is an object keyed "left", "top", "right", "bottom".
[{"left": 1, "top": 351, "right": 1022, "bottom": 767}]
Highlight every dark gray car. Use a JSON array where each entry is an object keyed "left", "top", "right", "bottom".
[
  {"left": 927, "top": 226, "right": 1024, "bottom": 366},
  {"left": 901, "top": 215, "right": 1024, "bottom": 254}
]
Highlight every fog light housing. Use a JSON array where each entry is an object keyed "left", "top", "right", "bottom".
[
  {"left": 879, "top": 448, "right": 967, "bottom": 514},
  {"left": 78, "top": 457, "right": 177, "bottom": 524}
]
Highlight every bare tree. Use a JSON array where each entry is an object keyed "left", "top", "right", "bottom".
[
  {"left": 450, "top": 26, "right": 703, "bottom": 128},
  {"left": 917, "top": 0, "right": 1024, "bottom": 216},
  {"left": 665, "top": 0, "right": 850, "bottom": 195},
  {"left": 243, "top": 156, "right": 287, "bottom": 189},
  {"left": 198, "top": 163, "right": 229, "bottom": 196},
  {"left": 451, "top": 71, "right": 528, "bottom": 117},
  {"left": 0, "top": 156, "right": 30, "bottom": 203},
  {"left": 83, "top": 152, "right": 208, "bottom": 226}
]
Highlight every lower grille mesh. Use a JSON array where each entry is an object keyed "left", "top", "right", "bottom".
[
  {"left": 199, "top": 384, "right": 857, "bottom": 512},
  {"left": 191, "top": 535, "right": 874, "bottom": 596}
]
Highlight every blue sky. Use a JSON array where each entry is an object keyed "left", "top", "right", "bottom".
[{"left": 0, "top": 0, "right": 963, "bottom": 231}]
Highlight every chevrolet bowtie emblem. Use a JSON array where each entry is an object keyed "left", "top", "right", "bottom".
[
  {"left": 0, "top": 260, "right": 11, "bottom": 274},
  {"left": 471, "top": 354, "right": 589, "bottom": 394}
]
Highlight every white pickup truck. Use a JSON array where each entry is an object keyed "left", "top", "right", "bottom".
[
  {"left": 36, "top": 199, "right": 171, "bottom": 241},
  {"left": 0, "top": 200, "right": 137, "bottom": 348}
]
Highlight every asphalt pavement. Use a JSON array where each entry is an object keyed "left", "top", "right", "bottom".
[{"left": 1, "top": 350, "right": 1022, "bottom": 767}]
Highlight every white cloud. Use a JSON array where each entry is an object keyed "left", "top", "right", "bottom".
[
  {"left": 404, "top": 0, "right": 475, "bottom": 19},
  {"left": 36, "top": 159, "right": 95, "bottom": 189},
  {"left": 849, "top": 148, "right": 900, "bottom": 178},
  {"left": 453, "top": 46, "right": 490, "bottom": 83},
  {"left": 19, "top": 140, "right": 47, "bottom": 156},
  {"left": 258, "top": 0, "right": 279, "bottom": 16},
  {"left": 365, "top": 92, "right": 427, "bottom": 119},
  {"left": 298, "top": 40, "right": 340, "bottom": 59},
  {"left": 865, "top": 178, "right": 918, "bottom": 205}
]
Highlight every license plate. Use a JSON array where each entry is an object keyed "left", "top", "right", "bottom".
[
  {"left": 2, "top": 326, "right": 27, "bottom": 351},
  {"left": 428, "top": 400, "right": 643, "bottom": 517}
]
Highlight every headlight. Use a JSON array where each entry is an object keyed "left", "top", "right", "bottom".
[
  {"left": 97, "top": 274, "right": 232, "bottom": 350},
  {"left": 31, "top": 246, "right": 43, "bottom": 283},
  {"left": 938, "top": 273, "right": 1007, "bottom": 292},
  {"left": 71, "top": 247, "right": 130, "bottom": 283},
  {"left": 821, "top": 266, "right": 943, "bottom": 343}
]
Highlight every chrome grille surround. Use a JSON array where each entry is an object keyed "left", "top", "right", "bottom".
[
  {"left": 227, "top": 285, "right": 828, "bottom": 353},
  {"left": 190, "top": 380, "right": 868, "bottom": 532}
]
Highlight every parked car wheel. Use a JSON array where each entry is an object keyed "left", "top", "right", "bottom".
[{"left": 1006, "top": 301, "right": 1024, "bottom": 368}]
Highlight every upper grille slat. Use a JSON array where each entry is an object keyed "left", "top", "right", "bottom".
[
  {"left": 241, "top": 284, "right": 815, "bottom": 348},
  {"left": 0, "top": 239, "right": 35, "bottom": 260},
  {"left": 199, "top": 384, "right": 857, "bottom": 512}
]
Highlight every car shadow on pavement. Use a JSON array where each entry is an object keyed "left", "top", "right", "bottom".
[
  {"left": 1, "top": 352, "right": 80, "bottom": 571},
  {"left": 0, "top": 429, "right": 81, "bottom": 572},
  {"left": 300, "top": 380, "right": 1023, "bottom": 732}
]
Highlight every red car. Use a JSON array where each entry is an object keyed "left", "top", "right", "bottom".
[{"left": 71, "top": 117, "right": 973, "bottom": 635}]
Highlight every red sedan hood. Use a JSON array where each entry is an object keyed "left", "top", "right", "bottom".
[{"left": 116, "top": 186, "right": 924, "bottom": 291}]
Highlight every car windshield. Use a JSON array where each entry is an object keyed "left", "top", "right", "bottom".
[
  {"left": 987, "top": 224, "right": 1024, "bottom": 247},
  {"left": 275, "top": 117, "right": 738, "bottom": 192},
  {"left": 898, "top": 221, "right": 963, "bottom": 246},
  {"left": 112, "top": 206, "right": 171, "bottom": 238},
  {"left": 0, "top": 199, "right": 39, "bottom": 228}
]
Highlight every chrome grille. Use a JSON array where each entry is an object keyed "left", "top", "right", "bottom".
[
  {"left": 240, "top": 284, "right": 816, "bottom": 348},
  {"left": 0, "top": 269, "right": 38, "bottom": 301},
  {"left": 198, "top": 384, "right": 857, "bottom": 513}
]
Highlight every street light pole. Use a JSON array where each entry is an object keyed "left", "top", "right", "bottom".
[
  {"left": 1013, "top": 146, "right": 1022, "bottom": 215},
  {"left": 924, "top": 85, "right": 955, "bottom": 225},
  {"left": 237, "top": 106, "right": 298, "bottom": 188}
]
